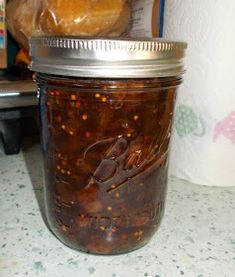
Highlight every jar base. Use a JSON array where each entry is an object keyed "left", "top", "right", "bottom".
[{"left": 50, "top": 227, "right": 152, "bottom": 255}]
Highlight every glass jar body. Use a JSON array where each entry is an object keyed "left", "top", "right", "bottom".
[{"left": 38, "top": 74, "right": 181, "bottom": 254}]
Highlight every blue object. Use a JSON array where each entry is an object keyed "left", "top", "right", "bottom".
[{"left": 159, "top": 0, "right": 165, "bottom": 37}]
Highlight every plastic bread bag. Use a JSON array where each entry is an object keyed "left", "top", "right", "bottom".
[
  {"left": 6, "top": 0, "right": 43, "bottom": 50},
  {"left": 6, "top": 0, "right": 164, "bottom": 50},
  {"left": 39, "top": 0, "right": 131, "bottom": 37}
]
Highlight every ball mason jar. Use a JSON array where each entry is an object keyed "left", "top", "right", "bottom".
[{"left": 30, "top": 37, "right": 186, "bottom": 254}]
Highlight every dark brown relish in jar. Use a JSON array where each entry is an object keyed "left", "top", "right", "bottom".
[{"left": 38, "top": 74, "right": 181, "bottom": 254}]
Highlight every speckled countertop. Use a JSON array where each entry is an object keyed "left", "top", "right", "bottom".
[{"left": 0, "top": 138, "right": 235, "bottom": 277}]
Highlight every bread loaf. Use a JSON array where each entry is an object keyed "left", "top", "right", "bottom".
[
  {"left": 39, "top": 0, "right": 131, "bottom": 36},
  {"left": 6, "top": 0, "right": 131, "bottom": 50},
  {"left": 104, "top": 2, "right": 131, "bottom": 37}
]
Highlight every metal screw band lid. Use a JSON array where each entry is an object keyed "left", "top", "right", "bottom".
[{"left": 29, "top": 36, "right": 187, "bottom": 78}]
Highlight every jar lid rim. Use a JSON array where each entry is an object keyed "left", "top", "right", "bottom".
[{"left": 29, "top": 36, "right": 187, "bottom": 78}]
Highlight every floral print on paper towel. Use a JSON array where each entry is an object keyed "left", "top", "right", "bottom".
[
  {"left": 213, "top": 112, "right": 235, "bottom": 143},
  {"left": 175, "top": 105, "right": 206, "bottom": 138}
]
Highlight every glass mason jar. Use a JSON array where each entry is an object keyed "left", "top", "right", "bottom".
[{"left": 30, "top": 37, "right": 186, "bottom": 255}]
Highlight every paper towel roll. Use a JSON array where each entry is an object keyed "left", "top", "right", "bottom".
[{"left": 164, "top": 0, "right": 235, "bottom": 186}]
